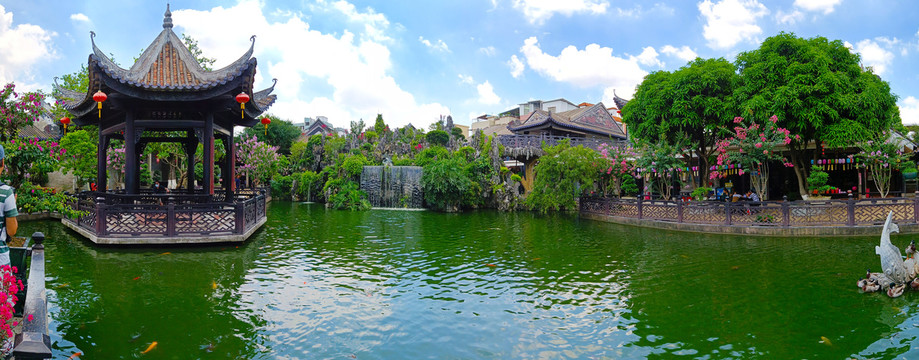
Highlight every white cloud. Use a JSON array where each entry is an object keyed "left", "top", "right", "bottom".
[
  {"left": 70, "top": 13, "right": 90, "bottom": 23},
  {"left": 458, "top": 74, "right": 474, "bottom": 85},
  {"left": 418, "top": 36, "right": 450, "bottom": 53},
  {"left": 326, "top": 0, "right": 392, "bottom": 42},
  {"left": 518, "top": 37, "right": 647, "bottom": 97},
  {"left": 477, "top": 81, "right": 501, "bottom": 105},
  {"left": 698, "top": 0, "right": 769, "bottom": 49},
  {"left": 479, "top": 46, "right": 496, "bottom": 57},
  {"left": 0, "top": 5, "right": 57, "bottom": 88},
  {"left": 635, "top": 46, "right": 662, "bottom": 68},
  {"left": 513, "top": 0, "right": 610, "bottom": 25},
  {"left": 793, "top": 0, "right": 841, "bottom": 14},
  {"left": 775, "top": 9, "right": 803, "bottom": 25},
  {"left": 660, "top": 45, "right": 698, "bottom": 62},
  {"left": 901, "top": 96, "right": 919, "bottom": 125},
  {"left": 172, "top": 1, "right": 449, "bottom": 129},
  {"left": 853, "top": 38, "right": 896, "bottom": 75},
  {"left": 508, "top": 54, "right": 525, "bottom": 78}
]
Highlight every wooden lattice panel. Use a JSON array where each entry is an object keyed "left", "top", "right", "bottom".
[
  {"left": 175, "top": 209, "right": 235, "bottom": 234},
  {"left": 609, "top": 202, "right": 639, "bottom": 217},
  {"left": 682, "top": 203, "right": 727, "bottom": 224},
  {"left": 787, "top": 203, "right": 847, "bottom": 226},
  {"left": 642, "top": 203, "right": 678, "bottom": 221},
  {"left": 854, "top": 202, "right": 912, "bottom": 225},
  {"left": 106, "top": 211, "right": 168, "bottom": 235}
]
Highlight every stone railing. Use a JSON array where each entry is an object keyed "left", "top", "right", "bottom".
[{"left": 580, "top": 195, "right": 919, "bottom": 228}]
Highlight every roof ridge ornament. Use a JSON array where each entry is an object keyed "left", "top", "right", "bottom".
[{"left": 163, "top": 4, "right": 173, "bottom": 29}]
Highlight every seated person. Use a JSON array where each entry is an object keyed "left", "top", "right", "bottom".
[
  {"left": 152, "top": 180, "right": 169, "bottom": 194},
  {"left": 731, "top": 191, "right": 742, "bottom": 202},
  {"left": 745, "top": 190, "right": 760, "bottom": 202}
]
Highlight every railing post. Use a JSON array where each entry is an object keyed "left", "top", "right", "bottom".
[
  {"left": 95, "top": 197, "right": 105, "bottom": 236},
  {"left": 847, "top": 193, "right": 856, "bottom": 226},
  {"left": 235, "top": 201, "right": 245, "bottom": 234},
  {"left": 12, "top": 232, "right": 51, "bottom": 360},
  {"left": 166, "top": 204, "right": 176, "bottom": 237},
  {"left": 637, "top": 197, "right": 643, "bottom": 219},
  {"left": 726, "top": 202, "right": 732, "bottom": 225},
  {"left": 677, "top": 198, "right": 684, "bottom": 223},
  {"left": 914, "top": 191, "right": 919, "bottom": 224},
  {"left": 782, "top": 195, "right": 789, "bottom": 227}
]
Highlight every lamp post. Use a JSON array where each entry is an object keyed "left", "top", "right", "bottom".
[
  {"left": 261, "top": 117, "right": 271, "bottom": 136},
  {"left": 235, "top": 92, "right": 250, "bottom": 119},
  {"left": 93, "top": 90, "right": 107, "bottom": 119}
]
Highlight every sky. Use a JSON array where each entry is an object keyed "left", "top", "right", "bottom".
[{"left": 2, "top": 0, "right": 919, "bottom": 130}]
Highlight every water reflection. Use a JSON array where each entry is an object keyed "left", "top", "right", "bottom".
[{"left": 19, "top": 203, "right": 919, "bottom": 359}]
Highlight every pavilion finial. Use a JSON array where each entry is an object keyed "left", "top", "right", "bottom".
[{"left": 163, "top": 4, "right": 173, "bottom": 29}]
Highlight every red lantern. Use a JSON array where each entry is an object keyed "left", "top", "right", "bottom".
[
  {"left": 261, "top": 117, "right": 271, "bottom": 135},
  {"left": 93, "top": 90, "right": 107, "bottom": 119},
  {"left": 236, "top": 92, "right": 250, "bottom": 119},
  {"left": 60, "top": 117, "right": 71, "bottom": 134}
]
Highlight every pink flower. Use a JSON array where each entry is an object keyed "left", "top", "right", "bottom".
[
  {"left": 27, "top": 314, "right": 33, "bottom": 322},
  {"left": 763, "top": 150, "right": 768, "bottom": 155},
  {"left": 755, "top": 143, "right": 762, "bottom": 148}
]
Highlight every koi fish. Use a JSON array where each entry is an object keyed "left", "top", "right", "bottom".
[
  {"left": 142, "top": 341, "right": 158, "bottom": 354},
  {"left": 212, "top": 281, "right": 217, "bottom": 290},
  {"left": 485, "top": 264, "right": 497, "bottom": 267},
  {"left": 133, "top": 277, "right": 140, "bottom": 281},
  {"left": 160, "top": 252, "right": 171, "bottom": 255},
  {"left": 68, "top": 352, "right": 82, "bottom": 359},
  {"left": 819, "top": 336, "right": 832, "bottom": 346},
  {"left": 56, "top": 283, "right": 70, "bottom": 288},
  {"left": 532, "top": 258, "right": 542, "bottom": 261}
]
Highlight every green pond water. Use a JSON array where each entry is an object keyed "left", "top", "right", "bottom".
[{"left": 17, "top": 202, "right": 919, "bottom": 359}]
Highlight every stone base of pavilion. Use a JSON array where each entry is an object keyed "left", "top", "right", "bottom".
[{"left": 62, "top": 189, "right": 268, "bottom": 245}]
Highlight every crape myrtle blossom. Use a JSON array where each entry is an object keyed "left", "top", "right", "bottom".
[{"left": 711, "top": 115, "right": 795, "bottom": 200}]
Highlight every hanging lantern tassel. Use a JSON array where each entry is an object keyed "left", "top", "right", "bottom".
[
  {"left": 92, "top": 90, "right": 107, "bottom": 119},
  {"left": 261, "top": 117, "right": 271, "bottom": 135},
  {"left": 236, "top": 92, "right": 250, "bottom": 119}
]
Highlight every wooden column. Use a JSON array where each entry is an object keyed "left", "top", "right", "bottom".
[
  {"left": 186, "top": 131, "right": 196, "bottom": 192},
  {"left": 124, "top": 111, "right": 138, "bottom": 194},
  {"left": 204, "top": 113, "right": 215, "bottom": 195},
  {"left": 227, "top": 131, "right": 236, "bottom": 199},
  {"left": 96, "top": 133, "right": 109, "bottom": 193}
]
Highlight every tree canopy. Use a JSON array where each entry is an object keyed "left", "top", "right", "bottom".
[
  {"left": 734, "top": 32, "right": 901, "bottom": 196},
  {"left": 241, "top": 114, "right": 302, "bottom": 154}
]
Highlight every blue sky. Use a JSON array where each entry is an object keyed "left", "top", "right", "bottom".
[{"left": 2, "top": 0, "right": 919, "bottom": 129}]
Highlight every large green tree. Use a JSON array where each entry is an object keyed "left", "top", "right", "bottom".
[
  {"left": 734, "top": 32, "right": 900, "bottom": 196},
  {"left": 622, "top": 58, "right": 738, "bottom": 185},
  {"left": 241, "top": 114, "right": 302, "bottom": 154}
]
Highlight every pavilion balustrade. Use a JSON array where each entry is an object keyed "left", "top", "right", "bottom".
[
  {"left": 65, "top": 189, "right": 267, "bottom": 238},
  {"left": 580, "top": 194, "right": 919, "bottom": 227},
  {"left": 496, "top": 134, "right": 610, "bottom": 151}
]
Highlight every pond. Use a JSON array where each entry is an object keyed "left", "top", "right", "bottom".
[{"left": 19, "top": 202, "right": 919, "bottom": 359}]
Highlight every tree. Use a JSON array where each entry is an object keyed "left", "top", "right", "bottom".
[
  {"left": 854, "top": 132, "right": 911, "bottom": 198},
  {"left": 634, "top": 141, "right": 687, "bottom": 201},
  {"left": 622, "top": 58, "right": 738, "bottom": 185},
  {"left": 57, "top": 129, "right": 98, "bottom": 187},
  {"left": 241, "top": 114, "right": 302, "bottom": 154},
  {"left": 710, "top": 115, "right": 795, "bottom": 200},
  {"left": 425, "top": 130, "right": 449, "bottom": 147},
  {"left": 0, "top": 83, "right": 47, "bottom": 142},
  {"left": 422, "top": 156, "right": 472, "bottom": 212},
  {"left": 734, "top": 32, "right": 900, "bottom": 197},
  {"left": 374, "top": 114, "right": 387, "bottom": 133},
  {"left": 526, "top": 140, "right": 601, "bottom": 212},
  {"left": 598, "top": 142, "right": 637, "bottom": 197},
  {"left": 236, "top": 135, "right": 280, "bottom": 187}
]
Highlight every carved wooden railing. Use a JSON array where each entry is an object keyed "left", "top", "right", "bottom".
[
  {"left": 580, "top": 195, "right": 919, "bottom": 227},
  {"left": 496, "top": 135, "right": 616, "bottom": 152},
  {"left": 64, "top": 189, "right": 267, "bottom": 238},
  {"left": 12, "top": 232, "right": 51, "bottom": 359}
]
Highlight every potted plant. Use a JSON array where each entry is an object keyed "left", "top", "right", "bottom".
[
  {"left": 902, "top": 162, "right": 918, "bottom": 180},
  {"left": 806, "top": 168, "right": 830, "bottom": 200},
  {"left": 621, "top": 175, "right": 639, "bottom": 199},
  {"left": 691, "top": 186, "right": 712, "bottom": 201}
]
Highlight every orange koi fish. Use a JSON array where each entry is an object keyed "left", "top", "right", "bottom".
[
  {"left": 68, "top": 352, "right": 82, "bottom": 359},
  {"left": 159, "top": 252, "right": 171, "bottom": 255},
  {"left": 212, "top": 281, "right": 217, "bottom": 290},
  {"left": 485, "top": 264, "right": 497, "bottom": 267},
  {"left": 142, "top": 341, "right": 158, "bottom": 354}
]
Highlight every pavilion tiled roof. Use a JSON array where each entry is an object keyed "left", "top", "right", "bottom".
[
  {"left": 54, "top": 4, "right": 276, "bottom": 117},
  {"left": 612, "top": 90, "right": 629, "bottom": 110},
  {"left": 508, "top": 102, "right": 627, "bottom": 139}
]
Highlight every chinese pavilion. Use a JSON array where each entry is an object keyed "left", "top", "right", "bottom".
[{"left": 54, "top": 6, "right": 275, "bottom": 244}]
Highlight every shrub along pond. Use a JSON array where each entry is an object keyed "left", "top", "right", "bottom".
[{"left": 20, "top": 202, "right": 919, "bottom": 358}]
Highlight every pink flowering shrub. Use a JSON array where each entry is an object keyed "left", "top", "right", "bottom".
[
  {"left": 598, "top": 142, "right": 638, "bottom": 197},
  {"left": 3, "top": 137, "right": 61, "bottom": 188},
  {"left": 854, "top": 132, "right": 911, "bottom": 198},
  {"left": 0, "top": 265, "right": 23, "bottom": 343},
  {"left": 711, "top": 115, "right": 795, "bottom": 199},
  {"left": 236, "top": 135, "right": 281, "bottom": 187}
]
